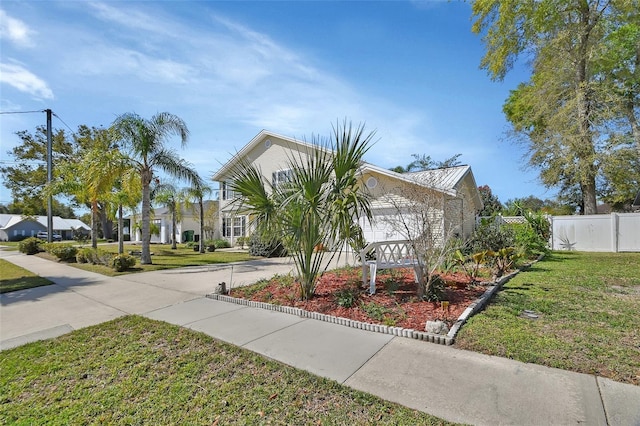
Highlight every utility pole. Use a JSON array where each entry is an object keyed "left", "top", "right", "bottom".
[{"left": 46, "top": 109, "right": 53, "bottom": 243}]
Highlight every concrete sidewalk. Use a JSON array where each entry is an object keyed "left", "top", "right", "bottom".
[{"left": 2, "top": 250, "right": 639, "bottom": 425}]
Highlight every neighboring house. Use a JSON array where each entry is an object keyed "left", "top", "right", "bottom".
[
  {"left": 0, "top": 214, "right": 90, "bottom": 241},
  {"left": 128, "top": 200, "right": 219, "bottom": 244},
  {"left": 212, "top": 130, "right": 483, "bottom": 246}
]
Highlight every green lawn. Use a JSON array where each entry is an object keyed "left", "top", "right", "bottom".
[
  {"left": 0, "top": 316, "right": 453, "bottom": 425},
  {"left": 69, "top": 244, "right": 256, "bottom": 276},
  {"left": 455, "top": 251, "right": 640, "bottom": 386},
  {"left": 0, "top": 259, "right": 53, "bottom": 293}
]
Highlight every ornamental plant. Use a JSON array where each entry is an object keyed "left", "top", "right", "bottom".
[
  {"left": 43, "top": 243, "right": 78, "bottom": 262},
  {"left": 111, "top": 254, "right": 136, "bottom": 272},
  {"left": 18, "top": 237, "right": 42, "bottom": 255}
]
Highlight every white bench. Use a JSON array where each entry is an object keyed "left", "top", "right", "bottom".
[{"left": 359, "top": 240, "right": 421, "bottom": 295}]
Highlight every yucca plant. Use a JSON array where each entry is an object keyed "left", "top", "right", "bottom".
[{"left": 229, "top": 120, "right": 374, "bottom": 300}]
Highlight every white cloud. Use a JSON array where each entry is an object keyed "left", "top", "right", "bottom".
[
  {"left": 0, "top": 61, "right": 53, "bottom": 100},
  {"left": 87, "top": 1, "right": 177, "bottom": 35},
  {"left": 0, "top": 2, "right": 433, "bottom": 164},
  {"left": 63, "top": 45, "right": 196, "bottom": 84},
  {"left": 0, "top": 9, "right": 35, "bottom": 47}
]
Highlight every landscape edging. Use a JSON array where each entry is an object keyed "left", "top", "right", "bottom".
[{"left": 206, "top": 255, "right": 543, "bottom": 346}]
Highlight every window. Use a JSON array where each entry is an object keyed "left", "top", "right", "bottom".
[
  {"left": 233, "top": 217, "right": 246, "bottom": 237},
  {"left": 221, "top": 181, "right": 237, "bottom": 200},
  {"left": 222, "top": 217, "right": 231, "bottom": 237},
  {"left": 272, "top": 169, "right": 292, "bottom": 188},
  {"left": 222, "top": 216, "right": 246, "bottom": 237}
]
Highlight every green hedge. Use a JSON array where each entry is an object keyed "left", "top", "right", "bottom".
[
  {"left": 18, "top": 237, "right": 42, "bottom": 255},
  {"left": 111, "top": 254, "right": 136, "bottom": 272}
]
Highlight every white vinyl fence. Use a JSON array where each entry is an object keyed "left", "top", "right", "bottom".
[{"left": 550, "top": 213, "right": 640, "bottom": 252}]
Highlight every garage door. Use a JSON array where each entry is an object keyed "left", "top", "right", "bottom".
[{"left": 359, "top": 212, "right": 406, "bottom": 243}]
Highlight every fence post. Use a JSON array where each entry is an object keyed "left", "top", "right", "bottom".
[
  {"left": 549, "top": 215, "right": 555, "bottom": 250},
  {"left": 611, "top": 213, "right": 619, "bottom": 253}
]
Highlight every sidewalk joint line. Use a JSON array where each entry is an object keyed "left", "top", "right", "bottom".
[
  {"left": 340, "top": 335, "right": 396, "bottom": 385},
  {"left": 595, "top": 376, "right": 611, "bottom": 426}
]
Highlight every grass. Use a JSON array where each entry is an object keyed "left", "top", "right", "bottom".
[
  {"left": 0, "top": 316, "right": 453, "bottom": 425},
  {"left": 455, "top": 251, "right": 640, "bottom": 385},
  {"left": 67, "top": 244, "right": 256, "bottom": 276},
  {"left": 0, "top": 259, "right": 53, "bottom": 293}
]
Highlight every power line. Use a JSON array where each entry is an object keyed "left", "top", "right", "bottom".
[
  {"left": 51, "top": 111, "right": 77, "bottom": 136},
  {"left": 0, "top": 110, "right": 46, "bottom": 115},
  {"left": 0, "top": 109, "right": 79, "bottom": 136}
]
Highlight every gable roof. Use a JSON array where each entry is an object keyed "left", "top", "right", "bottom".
[
  {"left": 406, "top": 166, "right": 472, "bottom": 192},
  {"left": 214, "top": 129, "right": 483, "bottom": 211},
  {"left": 360, "top": 163, "right": 468, "bottom": 195},
  {"left": 359, "top": 163, "right": 483, "bottom": 210},
  {"left": 0, "top": 214, "right": 90, "bottom": 231},
  {"left": 212, "top": 130, "right": 319, "bottom": 181}
]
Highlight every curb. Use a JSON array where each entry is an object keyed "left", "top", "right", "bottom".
[
  {"left": 206, "top": 292, "right": 453, "bottom": 345},
  {"left": 207, "top": 256, "right": 543, "bottom": 346}
]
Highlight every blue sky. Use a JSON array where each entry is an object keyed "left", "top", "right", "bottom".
[{"left": 0, "top": 0, "right": 550, "bottom": 207}]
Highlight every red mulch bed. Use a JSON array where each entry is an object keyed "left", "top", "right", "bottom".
[{"left": 231, "top": 268, "right": 488, "bottom": 331}]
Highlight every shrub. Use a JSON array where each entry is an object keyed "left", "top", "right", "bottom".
[
  {"left": 76, "top": 248, "right": 114, "bottom": 266},
  {"left": 335, "top": 287, "right": 359, "bottom": 308},
  {"left": 511, "top": 223, "right": 549, "bottom": 257},
  {"left": 454, "top": 249, "right": 491, "bottom": 283},
  {"left": 508, "top": 212, "right": 551, "bottom": 257},
  {"left": 360, "top": 301, "right": 389, "bottom": 322},
  {"left": 76, "top": 247, "right": 91, "bottom": 263},
  {"left": 248, "top": 234, "right": 287, "bottom": 257},
  {"left": 213, "top": 239, "right": 231, "bottom": 249},
  {"left": 424, "top": 274, "right": 447, "bottom": 302},
  {"left": 94, "top": 249, "right": 114, "bottom": 266},
  {"left": 43, "top": 243, "right": 78, "bottom": 262},
  {"left": 488, "top": 247, "right": 522, "bottom": 277},
  {"left": 524, "top": 211, "right": 551, "bottom": 241},
  {"left": 204, "top": 240, "right": 216, "bottom": 252},
  {"left": 111, "top": 254, "right": 136, "bottom": 272},
  {"left": 470, "top": 218, "right": 515, "bottom": 253},
  {"left": 18, "top": 237, "right": 42, "bottom": 255}
]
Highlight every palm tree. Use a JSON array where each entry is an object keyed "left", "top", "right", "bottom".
[
  {"left": 108, "top": 169, "right": 141, "bottom": 254},
  {"left": 185, "top": 179, "right": 213, "bottom": 254},
  {"left": 152, "top": 182, "right": 184, "bottom": 250},
  {"left": 112, "top": 112, "right": 200, "bottom": 264},
  {"left": 83, "top": 148, "right": 133, "bottom": 249},
  {"left": 229, "top": 120, "right": 374, "bottom": 300},
  {"left": 50, "top": 127, "right": 131, "bottom": 249}
]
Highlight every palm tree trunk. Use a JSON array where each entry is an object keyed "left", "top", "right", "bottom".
[
  {"left": 91, "top": 200, "right": 98, "bottom": 249},
  {"left": 199, "top": 197, "right": 205, "bottom": 254},
  {"left": 171, "top": 204, "right": 177, "bottom": 250},
  {"left": 118, "top": 204, "right": 124, "bottom": 255},
  {"left": 141, "top": 178, "right": 152, "bottom": 264}
]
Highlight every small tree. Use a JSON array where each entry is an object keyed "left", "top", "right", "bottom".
[
  {"left": 185, "top": 179, "right": 212, "bottom": 254},
  {"left": 108, "top": 170, "right": 141, "bottom": 254},
  {"left": 477, "top": 185, "right": 502, "bottom": 216},
  {"left": 379, "top": 169, "right": 465, "bottom": 300},
  {"left": 229, "top": 120, "right": 374, "bottom": 300}
]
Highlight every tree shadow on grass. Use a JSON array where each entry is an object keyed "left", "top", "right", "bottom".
[{"left": 0, "top": 277, "right": 53, "bottom": 294}]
